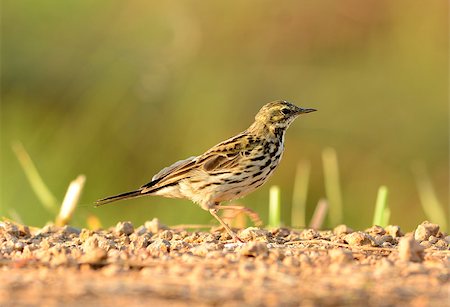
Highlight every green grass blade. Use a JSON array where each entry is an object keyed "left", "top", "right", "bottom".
[
  {"left": 381, "top": 207, "right": 391, "bottom": 227},
  {"left": 268, "top": 185, "right": 281, "bottom": 227},
  {"left": 412, "top": 163, "right": 447, "bottom": 231},
  {"left": 372, "top": 186, "right": 389, "bottom": 226},
  {"left": 322, "top": 147, "right": 343, "bottom": 226},
  {"left": 12, "top": 142, "right": 59, "bottom": 214},
  {"left": 291, "top": 160, "right": 310, "bottom": 228}
]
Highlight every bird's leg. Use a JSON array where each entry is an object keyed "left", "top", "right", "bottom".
[
  {"left": 209, "top": 208, "right": 244, "bottom": 243},
  {"left": 215, "top": 205, "right": 263, "bottom": 227}
]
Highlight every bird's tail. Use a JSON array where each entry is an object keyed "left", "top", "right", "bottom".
[{"left": 95, "top": 189, "right": 146, "bottom": 207}]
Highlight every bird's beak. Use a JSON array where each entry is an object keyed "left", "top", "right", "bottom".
[{"left": 297, "top": 108, "right": 317, "bottom": 114}]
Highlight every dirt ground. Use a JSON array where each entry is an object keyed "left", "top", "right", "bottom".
[{"left": 1, "top": 219, "right": 448, "bottom": 306}]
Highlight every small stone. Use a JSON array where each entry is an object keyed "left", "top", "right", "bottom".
[
  {"left": 134, "top": 225, "right": 148, "bottom": 236},
  {"left": 61, "top": 225, "right": 81, "bottom": 236},
  {"left": 144, "top": 218, "right": 168, "bottom": 233},
  {"left": 382, "top": 242, "right": 394, "bottom": 248},
  {"left": 158, "top": 230, "right": 173, "bottom": 241},
  {"left": 39, "top": 224, "right": 58, "bottom": 234},
  {"left": 344, "top": 232, "right": 374, "bottom": 246},
  {"left": 14, "top": 242, "right": 25, "bottom": 252},
  {"left": 365, "top": 225, "right": 385, "bottom": 235},
  {"left": 147, "top": 239, "right": 170, "bottom": 254},
  {"left": 190, "top": 243, "right": 218, "bottom": 257},
  {"left": 115, "top": 221, "right": 134, "bottom": 236},
  {"left": 79, "top": 229, "right": 92, "bottom": 242},
  {"left": 436, "top": 231, "right": 445, "bottom": 239},
  {"left": 82, "top": 236, "right": 99, "bottom": 252},
  {"left": 333, "top": 224, "right": 353, "bottom": 236},
  {"left": 398, "top": 236, "right": 424, "bottom": 262},
  {"left": 40, "top": 239, "right": 52, "bottom": 249},
  {"left": 170, "top": 240, "right": 190, "bottom": 252},
  {"left": 239, "top": 227, "right": 270, "bottom": 241},
  {"left": 375, "top": 235, "right": 394, "bottom": 246},
  {"left": 328, "top": 249, "right": 353, "bottom": 263},
  {"left": 22, "top": 245, "right": 32, "bottom": 257},
  {"left": 445, "top": 236, "right": 450, "bottom": 244},
  {"left": 272, "top": 228, "right": 291, "bottom": 238},
  {"left": 239, "top": 242, "right": 268, "bottom": 257},
  {"left": 80, "top": 248, "right": 107, "bottom": 264},
  {"left": 385, "top": 225, "right": 403, "bottom": 238},
  {"left": 300, "top": 229, "right": 319, "bottom": 240},
  {"left": 435, "top": 239, "right": 448, "bottom": 250},
  {"left": 414, "top": 221, "right": 439, "bottom": 242},
  {"left": 2, "top": 222, "right": 19, "bottom": 237},
  {"left": 419, "top": 241, "right": 432, "bottom": 249},
  {"left": 2, "top": 222, "right": 31, "bottom": 237},
  {"left": 131, "top": 234, "right": 151, "bottom": 250},
  {"left": 19, "top": 224, "right": 31, "bottom": 237},
  {"left": 428, "top": 235, "right": 438, "bottom": 244}
]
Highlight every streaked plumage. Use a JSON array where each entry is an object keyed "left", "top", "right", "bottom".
[{"left": 96, "top": 100, "right": 316, "bottom": 241}]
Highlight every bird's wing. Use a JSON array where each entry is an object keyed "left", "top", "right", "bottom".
[
  {"left": 198, "top": 133, "right": 260, "bottom": 172},
  {"left": 140, "top": 156, "right": 198, "bottom": 192},
  {"left": 140, "top": 132, "right": 260, "bottom": 193},
  {"left": 151, "top": 156, "right": 197, "bottom": 182}
]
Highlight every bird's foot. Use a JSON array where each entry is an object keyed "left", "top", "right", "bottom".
[{"left": 215, "top": 205, "right": 263, "bottom": 227}]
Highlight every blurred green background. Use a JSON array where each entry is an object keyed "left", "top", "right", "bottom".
[{"left": 1, "top": 0, "right": 448, "bottom": 231}]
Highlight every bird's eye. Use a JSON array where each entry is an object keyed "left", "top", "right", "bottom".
[{"left": 281, "top": 108, "right": 291, "bottom": 115}]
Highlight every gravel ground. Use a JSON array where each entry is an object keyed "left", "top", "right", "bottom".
[{"left": 1, "top": 219, "right": 449, "bottom": 306}]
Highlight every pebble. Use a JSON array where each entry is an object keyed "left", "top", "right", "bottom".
[
  {"left": 343, "top": 232, "right": 374, "bottom": 246},
  {"left": 147, "top": 239, "right": 170, "bottom": 254},
  {"left": 385, "top": 225, "right": 403, "bottom": 238},
  {"left": 190, "top": 243, "right": 219, "bottom": 257},
  {"left": 398, "top": 236, "right": 424, "bottom": 262},
  {"left": 333, "top": 224, "right": 353, "bottom": 235},
  {"left": 130, "top": 234, "right": 151, "bottom": 249},
  {"left": 375, "top": 235, "right": 394, "bottom": 246},
  {"left": 144, "top": 218, "right": 168, "bottom": 233},
  {"left": 115, "top": 221, "right": 134, "bottom": 236},
  {"left": 80, "top": 248, "right": 107, "bottom": 264},
  {"left": 365, "top": 225, "right": 385, "bottom": 236},
  {"left": 419, "top": 241, "right": 432, "bottom": 249},
  {"left": 239, "top": 227, "right": 270, "bottom": 241},
  {"left": 239, "top": 242, "right": 268, "bottom": 257},
  {"left": 414, "top": 221, "right": 439, "bottom": 242},
  {"left": 82, "top": 236, "right": 99, "bottom": 252},
  {"left": 158, "top": 230, "right": 173, "bottom": 241},
  {"left": 300, "top": 229, "right": 319, "bottom": 240},
  {"left": 1, "top": 219, "right": 448, "bottom": 303},
  {"left": 328, "top": 249, "right": 353, "bottom": 263},
  {"left": 62, "top": 225, "right": 81, "bottom": 236},
  {"left": 428, "top": 235, "right": 438, "bottom": 244},
  {"left": 434, "top": 239, "right": 448, "bottom": 250},
  {"left": 272, "top": 228, "right": 291, "bottom": 238},
  {"left": 134, "top": 225, "right": 148, "bottom": 236},
  {"left": 2, "top": 222, "right": 30, "bottom": 237}
]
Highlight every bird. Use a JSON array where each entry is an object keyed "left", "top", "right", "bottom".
[{"left": 95, "top": 100, "right": 316, "bottom": 241}]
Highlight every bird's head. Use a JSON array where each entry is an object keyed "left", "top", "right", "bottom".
[{"left": 254, "top": 100, "right": 316, "bottom": 129}]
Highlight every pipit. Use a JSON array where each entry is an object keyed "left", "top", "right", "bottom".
[{"left": 96, "top": 100, "right": 316, "bottom": 241}]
